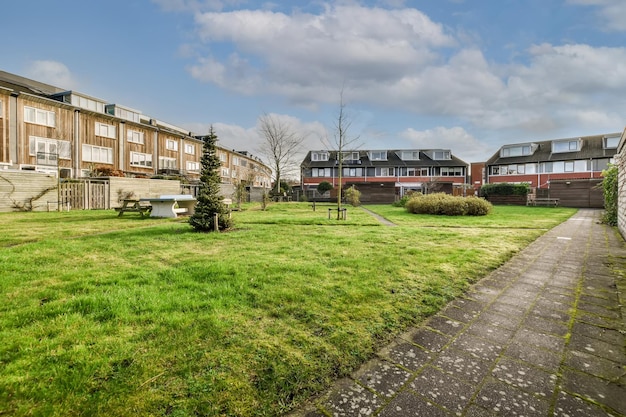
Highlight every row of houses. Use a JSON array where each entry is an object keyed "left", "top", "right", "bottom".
[
  {"left": 300, "top": 132, "right": 621, "bottom": 206},
  {"left": 0, "top": 70, "right": 273, "bottom": 192}
]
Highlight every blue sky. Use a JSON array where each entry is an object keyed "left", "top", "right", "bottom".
[{"left": 2, "top": 0, "right": 626, "bottom": 171}]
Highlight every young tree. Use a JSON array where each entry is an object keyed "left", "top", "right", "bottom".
[
  {"left": 257, "top": 113, "right": 306, "bottom": 197},
  {"left": 189, "top": 126, "right": 232, "bottom": 232},
  {"left": 329, "top": 89, "right": 360, "bottom": 218}
]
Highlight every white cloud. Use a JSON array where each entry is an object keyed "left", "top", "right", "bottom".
[
  {"left": 566, "top": 0, "right": 626, "bottom": 31},
  {"left": 24, "top": 61, "right": 76, "bottom": 89},
  {"left": 184, "top": 4, "right": 626, "bottom": 143},
  {"left": 400, "top": 126, "right": 490, "bottom": 162},
  {"left": 189, "top": 4, "right": 455, "bottom": 102}
]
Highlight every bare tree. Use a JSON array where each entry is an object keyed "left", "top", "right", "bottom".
[
  {"left": 328, "top": 89, "right": 360, "bottom": 218},
  {"left": 257, "top": 113, "right": 305, "bottom": 197}
]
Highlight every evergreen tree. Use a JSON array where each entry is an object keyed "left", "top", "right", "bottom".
[{"left": 189, "top": 126, "right": 232, "bottom": 232}]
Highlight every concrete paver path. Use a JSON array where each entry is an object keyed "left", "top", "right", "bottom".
[{"left": 290, "top": 209, "right": 626, "bottom": 417}]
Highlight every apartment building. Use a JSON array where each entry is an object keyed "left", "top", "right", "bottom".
[{"left": 0, "top": 71, "right": 271, "bottom": 189}]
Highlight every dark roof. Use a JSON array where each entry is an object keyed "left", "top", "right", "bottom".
[
  {"left": 0, "top": 70, "right": 66, "bottom": 96},
  {"left": 485, "top": 133, "right": 619, "bottom": 165},
  {"left": 301, "top": 149, "right": 468, "bottom": 167}
]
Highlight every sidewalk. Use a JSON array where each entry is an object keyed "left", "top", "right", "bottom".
[{"left": 290, "top": 209, "right": 626, "bottom": 417}]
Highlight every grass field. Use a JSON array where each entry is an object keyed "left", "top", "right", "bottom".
[{"left": 0, "top": 203, "right": 577, "bottom": 416}]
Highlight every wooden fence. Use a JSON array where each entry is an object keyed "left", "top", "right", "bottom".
[{"left": 59, "top": 180, "right": 110, "bottom": 210}]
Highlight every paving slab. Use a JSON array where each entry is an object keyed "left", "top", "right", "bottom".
[{"left": 287, "top": 210, "right": 626, "bottom": 417}]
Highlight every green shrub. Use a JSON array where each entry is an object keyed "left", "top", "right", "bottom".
[
  {"left": 465, "top": 196, "right": 493, "bottom": 216},
  {"left": 440, "top": 196, "right": 467, "bottom": 215},
  {"left": 601, "top": 164, "right": 617, "bottom": 225},
  {"left": 344, "top": 186, "right": 361, "bottom": 207},
  {"left": 480, "top": 183, "right": 530, "bottom": 197},
  {"left": 393, "top": 191, "right": 420, "bottom": 207},
  {"left": 405, "top": 193, "right": 491, "bottom": 216}
]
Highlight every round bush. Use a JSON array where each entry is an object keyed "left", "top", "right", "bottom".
[
  {"left": 405, "top": 193, "right": 492, "bottom": 216},
  {"left": 465, "top": 196, "right": 492, "bottom": 216}
]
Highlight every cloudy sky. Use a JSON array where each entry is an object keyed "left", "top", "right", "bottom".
[{"left": 2, "top": 0, "right": 625, "bottom": 167}]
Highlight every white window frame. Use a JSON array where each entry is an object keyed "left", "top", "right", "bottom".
[
  {"left": 222, "top": 167, "right": 230, "bottom": 177},
  {"left": 400, "top": 151, "right": 420, "bottom": 161},
  {"left": 95, "top": 122, "right": 117, "bottom": 139},
  {"left": 341, "top": 151, "right": 360, "bottom": 161},
  {"left": 24, "top": 106, "right": 56, "bottom": 128},
  {"left": 186, "top": 161, "right": 200, "bottom": 172},
  {"left": 311, "top": 151, "right": 329, "bottom": 162},
  {"left": 127, "top": 129, "right": 145, "bottom": 144},
  {"left": 130, "top": 152, "right": 152, "bottom": 168},
  {"left": 29, "top": 136, "right": 71, "bottom": 165},
  {"left": 184, "top": 143, "right": 195, "bottom": 155},
  {"left": 82, "top": 144, "right": 113, "bottom": 164},
  {"left": 158, "top": 157, "right": 177, "bottom": 169},
  {"left": 312, "top": 167, "right": 332, "bottom": 177},
  {"left": 552, "top": 139, "right": 580, "bottom": 153},
  {"left": 369, "top": 151, "right": 387, "bottom": 161},
  {"left": 604, "top": 135, "right": 620, "bottom": 149},
  {"left": 375, "top": 167, "right": 394, "bottom": 177},
  {"left": 433, "top": 150, "right": 451, "bottom": 160},
  {"left": 166, "top": 139, "right": 178, "bottom": 151}
]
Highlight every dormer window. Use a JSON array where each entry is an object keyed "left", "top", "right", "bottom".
[
  {"left": 432, "top": 150, "right": 451, "bottom": 160},
  {"left": 604, "top": 135, "right": 620, "bottom": 149},
  {"left": 311, "top": 151, "right": 329, "bottom": 162},
  {"left": 341, "top": 151, "right": 360, "bottom": 161},
  {"left": 369, "top": 150, "right": 387, "bottom": 161},
  {"left": 500, "top": 144, "right": 534, "bottom": 157},
  {"left": 552, "top": 139, "right": 581, "bottom": 153},
  {"left": 399, "top": 150, "right": 420, "bottom": 161}
]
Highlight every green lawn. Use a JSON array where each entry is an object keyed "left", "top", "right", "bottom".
[{"left": 0, "top": 203, "right": 577, "bottom": 416}]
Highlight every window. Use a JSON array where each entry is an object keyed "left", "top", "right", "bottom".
[
  {"left": 72, "top": 95, "right": 105, "bottom": 113},
  {"left": 552, "top": 139, "right": 580, "bottom": 153},
  {"left": 400, "top": 151, "right": 420, "bottom": 160},
  {"left": 574, "top": 160, "right": 588, "bottom": 172},
  {"left": 184, "top": 143, "right": 195, "bottom": 155},
  {"left": 564, "top": 161, "right": 574, "bottom": 172},
  {"left": 501, "top": 145, "right": 532, "bottom": 157},
  {"left": 604, "top": 135, "right": 620, "bottom": 149},
  {"left": 158, "top": 157, "right": 177, "bottom": 169},
  {"left": 187, "top": 161, "right": 200, "bottom": 171},
  {"left": 127, "top": 130, "right": 145, "bottom": 144},
  {"left": 490, "top": 166, "right": 500, "bottom": 175},
  {"left": 525, "top": 163, "right": 537, "bottom": 174},
  {"left": 432, "top": 150, "right": 451, "bottom": 160},
  {"left": 341, "top": 151, "right": 360, "bottom": 161},
  {"left": 311, "top": 151, "right": 329, "bottom": 161},
  {"left": 312, "top": 167, "right": 332, "bottom": 177},
  {"left": 24, "top": 106, "right": 56, "bottom": 127},
  {"left": 240, "top": 159, "right": 247, "bottom": 167},
  {"left": 219, "top": 152, "right": 227, "bottom": 162},
  {"left": 95, "top": 122, "right": 116, "bottom": 139},
  {"left": 82, "top": 144, "right": 113, "bottom": 164},
  {"left": 222, "top": 167, "right": 230, "bottom": 177},
  {"left": 440, "top": 167, "right": 463, "bottom": 176},
  {"left": 233, "top": 157, "right": 239, "bottom": 166},
  {"left": 369, "top": 151, "right": 387, "bottom": 161},
  {"left": 375, "top": 167, "right": 394, "bottom": 177},
  {"left": 29, "top": 137, "right": 71, "bottom": 165},
  {"left": 343, "top": 167, "right": 363, "bottom": 177},
  {"left": 166, "top": 139, "right": 178, "bottom": 151},
  {"left": 130, "top": 152, "right": 152, "bottom": 167}
]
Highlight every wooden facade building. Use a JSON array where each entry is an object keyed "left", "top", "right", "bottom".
[{"left": 0, "top": 70, "right": 272, "bottom": 190}]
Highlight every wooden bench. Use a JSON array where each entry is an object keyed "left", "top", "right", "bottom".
[
  {"left": 139, "top": 194, "right": 196, "bottom": 218},
  {"left": 115, "top": 199, "right": 152, "bottom": 217},
  {"left": 527, "top": 197, "right": 559, "bottom": 207}
]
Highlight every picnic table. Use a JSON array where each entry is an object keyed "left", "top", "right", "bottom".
[
  {"left": 115, "top": 199, "right": 151, "bottom": 217},
  {"left": 139, "top": 194, "right": 197, "bottom": 218}
]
